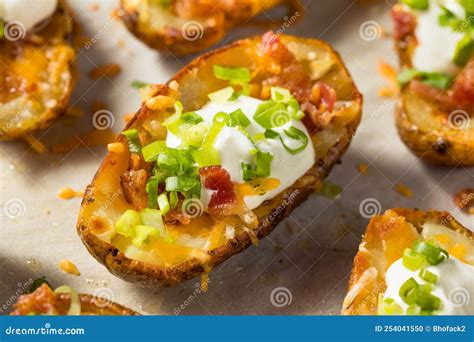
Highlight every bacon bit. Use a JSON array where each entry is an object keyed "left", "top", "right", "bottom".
[
  {"left": 394, "top": 182, "right": 413, "bottom": 198},
  {"left": 199, "top": 166, "right": 238, "bottom": 217},
  {"left": 59, "top": 259, "right": 81, "bottom": 276},
  {"left": 51, "top": 129, "right": 116, "bottom": 154},
  {"left": 312, "top": 82, "right": 337, "bottom": 112},
  {"left": 451, "top": 60, "right": 474, "bottom": 112},
  {"left": 107, "top": 142, "right": 124, "bottom": 154},
  {"left": 66, "top": 106, "right": 84, "bottom": 117},
  {"left": 123, "top": 112, "right": 135, "bottom": 124},
  {"left": 454, "top": 188, "right": 474, "bottom": 215},
  {"left": 357, "top": 163, "right": 369, "bottom": 175},
  {"left": 23, "top": 134, "right": 48, "bottom": 154},
  {"left": 391, "top": 6, "right": 416, "bottom": 41},
  {"left": 58, "top": 187, "right": 84, "bottom": 200},
  {"left": 89, "top": 63, "right": 121, "bottom": 80},
  {"left": 11, "top": 284, "right": 58, "bottom": 316},
  {"left": 377, "top": 60, "right": 399, "bottom": 98}
]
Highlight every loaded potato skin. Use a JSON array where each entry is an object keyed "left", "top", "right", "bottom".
[
  {"left": 0, "top": 0, "right": 76, "bottom": 141},
  {"left": 120, "top": 0, "right": 287, "bottom": 55},
  {"left": 392, "top": 1, "right": 474, "bottom": 166},
  {"left": 342, "top": 208, "right": 474, "bottom": 315},
  {"left": 77, "top": 33, "right": 362, "bottom": 288}
]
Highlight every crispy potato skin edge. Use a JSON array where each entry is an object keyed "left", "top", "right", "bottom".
[
  {"left": 77, "top": 35, "right": 362, "bottom": 288},
  {"left": 342, "top": 208, "right": 474, "bottom": 315}
]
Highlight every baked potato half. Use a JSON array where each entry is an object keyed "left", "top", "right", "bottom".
[
  {"left": 11, "top": 283, "right": 138, "bottom": 316},
  {"left": 342, "top": 208, "right": 474, "bottom": 315},
  {"left": 0, "top": 0, "right": 76, "bottom": 140},
  {"left": 392, "top": 1, "right": 474, "bottom": 166},
  {"left": 77, "top": 32, "right": 362, "bottom": 288},
  {"left": 120, "top": 0, "right": 292, "bottom": 55}
]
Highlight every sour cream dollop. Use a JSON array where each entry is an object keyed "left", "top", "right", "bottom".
[
  {"left": 411, "top": 0, "right": 465, "bottom": 74},
  {"left": 166, "top": 95, "right": 315, "bottom": 211},
  {"left": 0, "top": 0, "right": 57, "bottom": 31},
  {"left": 383, "top": 240, "right": 474, "bottom": 315}
]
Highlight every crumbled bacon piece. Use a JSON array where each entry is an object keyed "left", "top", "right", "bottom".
[
  {"left": 199, "top": 166, "right": 237, "bottom": 217},
  {"left": 120, "top": 154, "right": 151, "bottom": 210},
  {"left": 454, "top": 188, "right": 474, "bottom": 215},
  {"left": 391, "top": 6, "right": 416, "bottom": 41},
  {"left": 11, "top": 284, "right": 58, "bottom": 316},
  {"left": 259, "top": 31, "right": 338, "bottom": 133},
  {"left": 451, "top": 60, "right": 474, "bottom": 112}
]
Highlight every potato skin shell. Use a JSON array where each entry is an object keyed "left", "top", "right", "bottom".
[
  {"left": 342, "top": 208, "right": 474, "bottom": 315},
  {"left": 78, "top": 34, "right": 362, "bottom": 288}
]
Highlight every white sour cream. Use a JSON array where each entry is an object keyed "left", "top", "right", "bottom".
[
  {"left": 166, "top": 95, "right": 315, "bottom": 211},
  {"left": 0, "top": 0, "right": 57, "bottom": 31},
  {"left": 383, "top": 248, "right": 474, "bottom": 315},
  {"left": 411, "top": 0, "right": 465, "bottom": 75}
]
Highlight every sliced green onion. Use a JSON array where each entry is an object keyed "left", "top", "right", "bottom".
[
  {"left": 142, "top": 141, "right": 167, "bottom": 162},
  {"left": 279, "top": 126, "right": 309, "bottom": 154},
  {"left": 192, "top": 146, "right": 221, "bottom": 167},
  {"left": 413, "top": 240, "right": 449, "bottom": 265},
  {"left": 132, "top": 225, "right": 161, "bottom": 246},
  {"left": 399, "top": 277, "right": 419, "bottom": 305},
  {"left": 165, "top": 176, "right": 201, "bottom": 195},
  {"left": 208, "top": 87, "right": 234, "bottom": 103},
  {"left": 264, "top": 129, "right": 280, "bottom": 139},
  {"left": 271, "top": 87, "right": 291, "bottom": 103},
  {"left": 54, "top": 286, "right": 81, "bottom": 315},
  {"left": 453, "top": 35, "right": 474, "bottom": 67},
  {"left": 169, "top": 191, "right": 178, "bottom": 209},
  {"left": 146, "top": 176, "right": 159, "bottom": 209},
  {"left": 317, "top": 181, "right": 342, "bottom": 199},
  {"left": 377, "top": 297, "right": 403, "bottom": 315},
  {"left": 241, "top": 151, "right": 273, "bottom": 181},
  {"left": 415, "top": 290, "right": 441, "bottom": 312},
  {"left": 27, "top": 277, "right": 52, "bottom": 294},
  {"left": 213, "top": 111, "right": 229, "bottom": 123},
  {"left": 140, "top": 208, "right": 163, "bottom": 227},
  {"left": 419, "top": 268, "right": 438, "bottom": 284},
  {"left": 179, "top": 122, "right": 208, "bottom": 148},
  {"left": 406, "top": 304, "right": 422, "bottom": 315},
  {"left": 397, "top": 68, "right": 453, "bottom": 89},
  {"left": 401, "top": 0, "right": 429, "bottom": 10},
  {"left": 228, "top": 108, "right": 251, "bottom": 127},
  {"left": 121, "top": 129, "right": 141, "bottom": 153},
  {"left": 130, "top": 80, "right": 149, "bottom": 89},
  {"left": 202, "top": 120, "right": 225, "bottom": 148},
  {"left": 254, "top": 100, "right": 290, "bottom": 128},
  {"left": 158, "top": 193, "right": 170, "bottom": 215},
  {"left": 181, "top": 111, "right": 203, "bottom": 124},
  {"left": 115, "top": 210, "right": 142, "bottom": 238},
  {"left": 402, "top": 248, "right": 427, "bottom": 271},
  {"left": 213, "top": 65, "right": 251, "bottom": 82}
]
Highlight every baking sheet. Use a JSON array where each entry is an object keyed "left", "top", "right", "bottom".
[{"left": 1, "top": 0, "right": 473, "bottom": 315}]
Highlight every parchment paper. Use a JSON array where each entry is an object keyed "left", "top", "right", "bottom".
[{"left": 1, "top": 0, "right": 473, "bottom": 315}]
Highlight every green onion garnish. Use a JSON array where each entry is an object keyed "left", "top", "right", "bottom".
[
  {"left": 279, "top": 126, "right": 309, "bottom": 154},
  {"left": 27, "top": 277, "right": 52, "bottom": 294},
  {"left": 377, "top": 297, "right": 403, "bottom": 315},
  {"left": 208, "top": 87, "right": 234, "bottom": 103},
  {"left": 419, "top": 268, "right": 438, "bottom": 284},
  {"left": 264, "top": 129, "right": 280, "bottom": 139},
  {"left": 399, "top": 277, "right": 419, "bottom": 305},
  {"left": 169, "top": 191, "right": 178, "bottom": 209},
  {"left": 412, "top": 240, "right": 449, "bottom": 265},
  {"left": 114, "top": 209, "right": 141, "bottom": 238},
  {"left": 317, "top": 181, "right": 343, "bottom": 199},
  {"left": 271, "top": 87, "right": 291, "bottom": 103},
  {"left": 121, "top": 128, "right": 142, "bottom": 153},
  {"left": 453, "top": 35, "right": 474, "bottom": 67},
  {"left": 228, "top": 109, "right": 251, "bottom": 128},
  {"left": 181, "top": 111, "right": 203, "bottom": 124},
  {"left": 142, "top": 141, "right": 167, "bottom": 162},
  {"left": 192, "top": 146, "right": 221, "bottom": 167},
  {"left": 401, "top": 0, "right": 429, "bottom": 10},
  {"left": 158, "top": 193, "right": 170, "bottom": 215},
  {"left": 146, "top": 176, "right": 159, "bottom": 209},
  {"left": 241, "top": 150, "right": 273, "bottom": 181},
  {"left": 254, "top": 100, "right": 290, "bottom": 128},
  {"left": 402, "top": 248, "right": 427, "bottom": 271},
  {"left": 130, "top": 80, "right": 150, "bottom": 89},
  {"left": 213, "top": 65, "right": 251, "bottom": 82},
  {"left": 397, "top": 68, "right": 453, "bottom": 90}
]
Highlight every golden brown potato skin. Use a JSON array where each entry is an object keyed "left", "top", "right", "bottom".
[
  {"left": 77, "top": 34, "right": 362, "bottom": 288},
  {"left": 0, "top": 0, "right": 76, "bottom": 140},
  {"left": 392, "top": 4, "right": 474, "bottom": 166},
  {"left": 342, "top": 208, "right": 474, "bottom": 315},
  {"left": 120, "top": 0, "right": 289, "bottom": 55}
]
